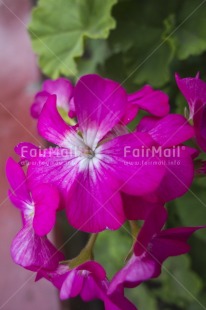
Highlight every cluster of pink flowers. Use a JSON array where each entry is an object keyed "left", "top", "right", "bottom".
[{"left": 6, "top": 73, "right": 206, "bottom": 309}]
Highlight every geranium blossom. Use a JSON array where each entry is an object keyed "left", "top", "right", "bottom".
[
  {"left": 37, "top": 260, "right": 137, "bottom": 310},
  {"left": 17, "top": 74, "right": 166, "bottom": 233},
  {"left": 31, "top": 77, "right": 75, "bottom": 118},
  {"left": 176, "top": 73, "right": 206, "bottom": 152},
  {"left": 6, "top": 158, "right": 64, "bottom": 271},
  {"left": 108, "top": 207, "right": 204, "bottom": 294}
]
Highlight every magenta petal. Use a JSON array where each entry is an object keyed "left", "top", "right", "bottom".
[
  {"left": 176, "top": 74, "right": 206, "bottom": 151},
  {"left": 156, "top": 149, "right": 194, "bottom": 201},
  {"left": 76, "top": 261, "right": 106, "bottom": 280},
  {"left": 137, "top": 114, "right": 194, "bottom": 147},
  {"left": 109, "top": 255, "right": 156, "bottom": 294},
  {"left": 30, "top": 91, "right": 49, "bottom": 119},
  {"left": 80, "top": 276, "right": 101, "bottom": 302},
  {"left": 175, "top": 73, "right": 206, "bottom": 119},
  {"left": 151, "top": 226, "right": 204, "bottom": 265},
  {"left": 122, "top": 192, "right": 164, "bottom": 220},
  {"left": 128, "top": 85, "right": 169, "bottom": 117},
  {"left": 101, "top": 132, "right": 166, "bottom": 196},
  {"left": 121, "top": 104, "right": 139, "bottom": 125},
  {"left": 74, "top": 74, "right": 127, "bottom": 148},
  {"left": 105, "top": 290, "right": 138, "bottom": 310},
  {"left": 66, "top": 169, "right": 125, "bottom": 233},
  {"left": 11, "top": 222, "right": 64, "bottom": 271},
  {"left": 37, "top": 94, "right": 76, "bottom": 147},
  {"left": 60, "top": 270, "right": 84, "bottom": 299},
  {"left": 6, "top": 157, "right": 29, "bottom": 200},
  {"left": 193, "top": 100, "right": 206, "bottom": 152},
  {"left": 134, "top": 207, "right": 168, "bottom": 256},
  {"left": 43, "top": 77, "right": 73, "bottom": 112},
  {"left": 27, "top": 147, "right": 80, "bottom": 199},
  {"left": 32, "top": 184, "right": 59, "bottom": 236}
]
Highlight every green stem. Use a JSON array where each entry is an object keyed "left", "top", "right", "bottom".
[
  {"left": 61, "top": 233, "right": 98, "bottom": 269},
  {"left": 125, "top": 221, "right": 140, "bottom": 262},
  {"left": 129, "top": 220, "right": 140, "bottom": 241}
]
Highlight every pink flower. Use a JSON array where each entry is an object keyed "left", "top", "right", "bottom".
[
  {"left": 31, "top": 77, "right": 75, "bottom": 118},
  {"left": 176, "top": 73, "right": 206, "bottom": 152},
  {"left": 123, "top": 113, "right": 195, "bottom": 220},
  {"left": 108, "top": 207, "right": 204, "bottom": 294},
  {"left": 37, "top": 261, "right": 137, "bottom": 310},
  {"left": 17, "top": 74, "right": 166, "bottom": 233},
  {"left": 122, "top": 85, "right": 170, "bottom": 125},
  {"left": 6, "top": 158, "right": 64, "bottom": 271}
]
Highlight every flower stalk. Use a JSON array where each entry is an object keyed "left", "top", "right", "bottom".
[{"left": 62, "top": 233, "right": 98, "bottom": 269}]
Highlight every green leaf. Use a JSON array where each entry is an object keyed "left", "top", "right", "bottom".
[
  {"left": 76, "top": 39, "right": 110, "bottom": 77},
  {"left": 188, "top": 294, "right": 206, "bottom": 310},
  {"left": 190, "top": 236, "right": 206, "bottom": 283},
  {"left": 175, "top": 182, "right": 206, "bottom": 241},
  {"left": 108, "top": 0, "right": 177, "bottom": 87},
  {"left": 94, "top": 226, "right": 132, "bottom": 279},
  {"left": 175, "top": 0, "right": 206, "bottom": 59},
  {"left": 126, "top": 285, "right": 158, "bottom": 310},
  {"left": 152, "top": 255, "right": 203, "bottom": 307},
  {"left": 124, "top": 26, "right": 175, "bottom": 87},
  {"left": 29, "top": 0, "right": 117, "bottom": 78}
]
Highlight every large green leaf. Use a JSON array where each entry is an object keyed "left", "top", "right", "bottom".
[
  {"left": 175, "top": 0, "right": 206, "bottom": 59},
  {"left": 152, "top": 255, "right": 203, "bottom": 307},
  {"left": 175, "top": 181, "right": 206, "bottom": 241},
  {"left": 29, "top": 0, "right": 117, "bottom": 78},
  {"left": 108, "top": 0, "right": 177, "bottom": 87}
]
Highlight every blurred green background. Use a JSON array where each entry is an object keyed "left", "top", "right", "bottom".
[{"left": 29, "top": 0, "right": 206, "bottom": 309}]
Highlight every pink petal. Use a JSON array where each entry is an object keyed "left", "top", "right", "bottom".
[
  {"left": 122, "top": 192, "right": 164, "bottom": 220},
  {"left": 121, "top": 104, "right": 139, "bottom": 125},
  {"left": 6, "top": 157, "right": 30, "bottom": 201},
  {"left": 43, "top": 77, "right": 73, "bottom": 112},
  {"left": 128, "top": 85, "right": 170, "bottom": 117},
  {"left": 37, "top": 94, "right": 77, "bottom": 147},
  {"left": 108, "top": 255, "right": 156, "bottom": 294},
  {"left": 76, "top": 261, "right": 106, "bottom": 280},
  {"left": 66, "top": 168, "right": 125, "bottom": 233},
  {"left": 32, "top": 184, "right": 60, "bottom": 236},
  {"left": 30, "top": 91, "right": 49, "bottom": 119},
  {"left": 175, "top": 73, "right": 206, "bottom": 119},
  {"left": 27, "top": 147, "right": 80, "bottom": 200},
  {"left": 156, "top": 148, "right": 194, "bottom": 201},
  {"left": 193, "top": 100, "right": 206, "bottom": 152},
  {"left": 100, "top": 132, "right": 166, "bottom": 196},
  {"left": 74, "top": 74, "right": 127, "bottom": 148},
  {"left": 151, "top": 226, "right": 205, "bottom": 264},
  {"left": 60, "top": 270, "right": 84, "bottom": 300},
  {"left": 134, "top": 206, "right": 168, "bottom": 256},
  {"left": 105, "top": 290, "right": 138, "bottom": 310},
  {"left": 80, "top": 276, "right": 101, "bottom": 302},
  {"left": 11, "top": 222, "right": 64, "bottom": 271},
  {"left": 137, "top": 114, "right": 194, "bottom": 147}
]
